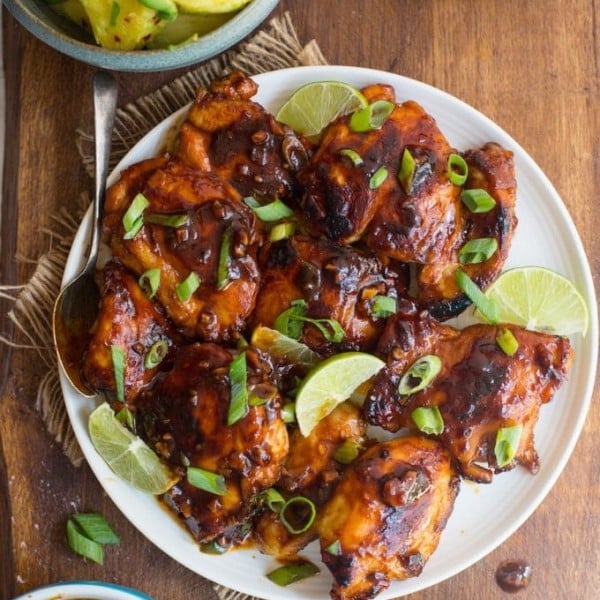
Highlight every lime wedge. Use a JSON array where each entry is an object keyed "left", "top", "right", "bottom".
[
  {"left": 250, "top": 325, "right": 322, "bottom": 370},
  {"left": 477, "top": 266, "right": 589, "bottom": 336},
  {"left": 295, "top": 352, "right": 385, "bottom": 436},
  {"left": 88, "top": 402, "right": 178, "bottom": 494},
  {"left": 275, "top": 81, "right": 368, "bottom": 137}
]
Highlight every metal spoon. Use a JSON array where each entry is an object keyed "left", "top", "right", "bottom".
[{"left": 52, "top": 71, "right": 118, "bottom": 396}]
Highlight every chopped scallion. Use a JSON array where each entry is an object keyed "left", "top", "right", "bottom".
[
  {"left": 109, "top": 1, "right": 120, "bottom": 27},
  {"left": 273, "top": 299, "right": 344, "bottom": 343},
  {"left": 259, "top": 487, "right": 286, "bottom": 513},
  {"left": 372, "top": 295, "right": 396, "bottom": 318},
  {"left": 66, "top": 518, "right": 104, "bottom": 564},
  {"left": 110, "top": 345, "right": 126, "bottom": 402},
  {"left": 411, "top": 406, "right": 444, "bottom": 435},
  {"left": 266, "top": 561, "right": 320, "bottom": 586},
  {"left": 496, "top": 328, "right": 519, "bottom": 356},
  {"left": 138, "top": 268, "right": 160, "bottom": 298},
  {"left": 447, "top": 153, "right": 469, "bottom": 186},
  {"left": 398, "top": 355, "right": 442, "bottom": 395},
  {"left": 460, "top": 188, "right": 496, "bottom": 213},
  {"left": 458, "top": 237, "right": 498, "bottom": 264},
  {"left": 339, "top": 148, "right": 363, "bottom": 166},
  {"left": 227, "top": 352, "right": 248, "bottom": 426},
  {"left": 71, "top": 513, "right": 120, "bottom": 545},
  {"left": 200, "top": 539, "right": 229, "bottom": 554},
  {"left": 269, "top": 222, "right": 296, "bottom": 242},
  {"left": 281, "top": 402, "right": 296, "bottom": 424},
  {"left": 144, "top": 340, "right": 168, "bottom": 369},
  {"left": 494, "top": 424, "right": 523, "bottom": 467},
  {"left": 350, "top": 100, "right": 394, "bottom": 132},
  {"left": 245, "top": 197, "right": 294, "bottom": 222},
  {"left": 186, "top": 466, "right": 227, "bottom": 496},
  {"left": 398, "top": 147, "right": 416, "bottom": 194},
  {"left": 145, "top": 213, "right": 189, "bottom": 228},
  {"left": 326, "top": 539, "right": 342, "bottom": 555},
  {"left": 217, "top": 227, "right": 233, "bottom": 290},
  {"left": 369, "top": 166, "right": 388, "bottom": 189},
  {"left": 176, "top": 272, "right": 200, "bottom": 302},
  {"left": 455, "top": 269, "right": 499, "bottom": 323},
  {"left": 122, "top": 193, "right": 149, "bottom": 239},
  {"left": 333, "top": 439, "right": 361, "bottom": 464},
  {"left": 280, "top": 496, "right": 317, "bottom": 534},
  {"left": 116, "top": 406, "right": 134, "bottom": 430}
]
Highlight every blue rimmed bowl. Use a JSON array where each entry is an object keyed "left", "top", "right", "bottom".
[
  {"left": 4, "top": 0, "right": 280, "bottom": 72},
  {"left": 12, "top": 580, "right": 153, "bottom": 600}
]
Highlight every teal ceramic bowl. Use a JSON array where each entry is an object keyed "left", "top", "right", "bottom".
[
  {"left": 11, "top": 580, "right": 153, "bottom": 600},
  {"left": 4, "top": 0, "right": 280, "bottom": 72}
]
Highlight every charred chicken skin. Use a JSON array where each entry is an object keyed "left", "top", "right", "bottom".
[
  {"left": 177, "top": 71, "right": 309, "bottom": 201},
  {"left": 104, "top": 156, "right": 262, "bottom": 342},
  {"left": 317, "top": 435, "right": 459, "bottom": 600},
  {"left": 135, "top": 343, "right": 289, "bottom": 547},
  {"left": 363, "top": 306, "right": 573, "bottom": 482}
]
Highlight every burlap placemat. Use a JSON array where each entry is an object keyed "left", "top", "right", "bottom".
[{"left": 0, "top": 12, "right": 326, "bottom": 600}]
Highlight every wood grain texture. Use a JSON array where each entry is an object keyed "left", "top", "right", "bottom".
[{"left": 1, "top": 1, "right": 598, "bottom": 599}]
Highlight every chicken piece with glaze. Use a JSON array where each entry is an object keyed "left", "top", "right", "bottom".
[
  {"left": 363, "top": 305, "right": 573, "bottom": 482},
  {"left": 103, "top": 156, "right": 262, "bottom": 342},
  {"left": 176, "top": 71, "right": 309, "bottom": 201},
  {"left": 317, "top": 435, "right": 459, "bottom": 600},
  {"left": 135, "top": 343, "right": 289, "bottom": 548}
]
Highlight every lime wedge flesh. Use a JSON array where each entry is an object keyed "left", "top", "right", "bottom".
[
  {"left": 250, "top": 325, "right": 322, "bottom": 371},
  {"left": 88, "top": 402, "right": 178, "bottom": 494},
  {"left": 275, "top": 81, "right": 368, "bottom": 137},
  {"left": 478, "top": 266, "right": 589, "bottom": 336},
  {"left": 295, "top": 352, "right": 385, "bottom": 436}
]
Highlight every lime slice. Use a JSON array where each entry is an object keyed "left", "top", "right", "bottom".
[
  {"left": 250, "top": 325, "right": 322, "bottom": 370},
  {"left": 275, "top": 81, "right": 368, "bottom": 137},
  {"left": 477, "top": 266, "right": 590, "bottom": 336},
  {"left": 88, "top": 402, "right": 178, "bottom": 494},
  {"left": 295, "top": 352, "right": 385, "bottom": 436}
]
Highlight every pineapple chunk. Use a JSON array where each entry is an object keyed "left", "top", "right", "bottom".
[
  {"left": 78, "top": 0, "right": 178, "bottom": 50},
  {"left": 147, "top": 11, "right": 231, "bottom": 48},
  {"left": 49, "top": 0, "right": 91, "bottom": 31},
  {"left": 175, "top": 0, "right": 252, "bottom": 14}
]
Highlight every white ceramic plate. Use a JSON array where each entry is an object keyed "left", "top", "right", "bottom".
[
  {"left": 12, "top": 580, "right": 152, "bottom": 600},
  {"left": 60, "top": 66, "right": 598, "bottom": 599}
]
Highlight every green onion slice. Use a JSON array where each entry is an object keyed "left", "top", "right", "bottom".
[
  {"left": 71, "top": 513, "right": 120, "bottom": 545},
  {"left": 273, "top": 299, "right": 344, "bottom": 343},
  {"left": 447, "top": 153, "right": 469, "bottom": 186},
  {"left": 122, "top": 193, "right": 149, "bottom": 239},
  {"left": 176, "top": 272, "right": 200, "bottom": 302},
  {"left": 398, "top": 355, "right": 442, "bottom": 395},
  {"left": 200, "top": 539, "right": 229, "bottom": 554},
  {"left": 217, "top": 227, "right": 233, "bottom": 290},
  {"left": 269, "top": 222, "right": 296, "bottom": 242},
  {"left": 280, "top": 496, "right": 317, "bottom": 535},
  {"left": 339, "top": 148, "right": 363, "bottom": 166},
  {"left": 66, "top": 518, "right": 104, "bottom": 564},
  {"left": 369, "top": 166, "right": 388, "bottom": 189},
  {"left": 259, "top": 487, "right": 286, "bottom": 513},
  {"left": 266, "top": 561, "right": 320, "bottom": 587},
  {"left": 398, "top": 147, "right": 416, "bottom": 194},
  {"left": 110, "top": 345, "right": 126, "bottom": 402},
  {"left": 411, "top": 406, "right": 445, "bottom": 435},
  {"left": 245, "top": 197, "right": 294, "bottom": 222},
  {"left": 116, "top": 406, "right": 134, "bottom": 430},
  {"left": 281, "top": 402, "right": 296, "bottom": 424},
  {"left": 494, "top": 424, "right": 523, "bottom": 467},
  {"left": 145, "top": 213, "right": 189, "bottom": 228},
  {"left": 325, "top": 540, "right": 342, "bottom": 555},
  {"left": 460, "top": 188, "right": 496, "bottom": 213},
  {"left": 455, "top": 269, "right": 499, "bottom": 323},
  {"left": 144, "top": 340, "right": 169, "bottom": 369},
  {"left": 333, "top": 439, "right": 362, "bottom": 464},
  {"left": 496, "top": 328, "right": 519, "bottom": 356},
  {"left": 227, "top": 351, "right": 248, "bottom": 426},
  {"left": 138, "top": 0, "right": 178, "bottom": 21},
  {"left": 372, "top": 295, "right": 396, "bottom": 318},
  {"left": 458, "top": 237, "right": 498, "bottom": 264},
  {"left": 186, "top": 466, "right": 227, "bottom": 496},
  {"left": 138, "top": 268, "right": 160, "bottom": 298},
  {"left": 109, "top": 1, "right": 120, "bottom": 27},
  {"left": 350, "top": 100, "right": 394, "bottom": 132}
]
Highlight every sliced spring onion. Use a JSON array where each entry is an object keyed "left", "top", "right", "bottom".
[
  {"left": 227, "top": 352, "right": 248, "bottom": 426},
  {"left": 369, "top": 166, "right": 388, "bottom": 189},
  {"left": 280, "top": 496, "right": 317, "bottom": 534},
  {"left": 245, "top": 197, "right": 294, "bottom": 222},
  {"left": 398, "top": 147, "right": 416, "bottom": 194},
  {"left": 122, "top": 193, "right": 149, "bottom": 239},
  {"left": 269, "top": 222, "right": 296, "bottom": 242},
  {"left": 281, "top": 402, "right": 296, "bottom": 424},
  {"left": 372, "top": 295, "right": 397, "bottom": 318},
  {"left": 447, "top": 153, "right": 469, "bottom": 186},
  {"left": 217, "top": 227, "right": 233, "bottom": 290},
  {"left": 176, "top": 272, "right": 200, "bottom": 302},
  {"left": 411, "top": 405, "right": 444, "bottom": 435},
  {"left": 116, "top": 406, "right": 135, "bottom": 430},
  {"left": 339, "top": 148, "right": 363, "bottom": 166},
  {"left": 71, "top": 513, "right": 120, "bottom": 545},
  {"left": 398, "top": 355, "right": 442, "bottom": 395},
  {"left": 145, "top": 213, "right": 189, "bottom": 228},
  {"left": 333, "top": 439, "right": 362, "bottom": 464},
  {"left": 110, "top": 345, "right": 126, "bottom": 402},
  {"left": 460, "top": 188, "right": 496, "bottom": 213},
  {"left": 66, "top": 518, "right": 104, "bottom": 564},
  {"left": 138, "top": 268, "right": 160, "bottom": 298},
  {"left": 109, "top": 1, "right": 120, "bottom": 27},
  {"left": 138, "top": 0, "right": 177, "bottom": 21},
  {"left": 349, "top": 100, "right": 394, "bottom": 132},
  {"left": 260, "top": 487, "right": 286, "bottom": 513},
  {"left": 494, "top": 424, "right": 523, "bottom": 467},
  {"left": 186, "top": 466, "right": 227, "bottom": 496},
  {"left": 458, "top": 237, "right": 498, "bottom": 264},
  {"left": 273, "top": 299, "right": 344, "bottom": 343},
  {"left": 496, "top": 328, "right": 519, "bottom": 356},
  {"left": 266, "top": 561, "right": 320, "bottom": 587},
  {"left": 144, "top": 340, "right": 169, "bottom": 369},
  {"left": 325, "top": 540, "right": 342, "bottom": 555},
  {"left": 200, "top": 539, "right": 229, "bottom": 554},
  {"left": 455, "top": 269, "right": 499, "bottom": 324}
]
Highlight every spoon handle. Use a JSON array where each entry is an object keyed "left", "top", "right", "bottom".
[{"left": 87, "top": 71, "right": 118, "bottom": 272}]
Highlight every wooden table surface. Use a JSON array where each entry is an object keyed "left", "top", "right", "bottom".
[{"left": 1, "top": 1, "right": 598, "bottom": 599}]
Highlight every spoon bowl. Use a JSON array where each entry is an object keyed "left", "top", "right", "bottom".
[{"left": 53, "top": 71, "right": 118, "bottom": 396}]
